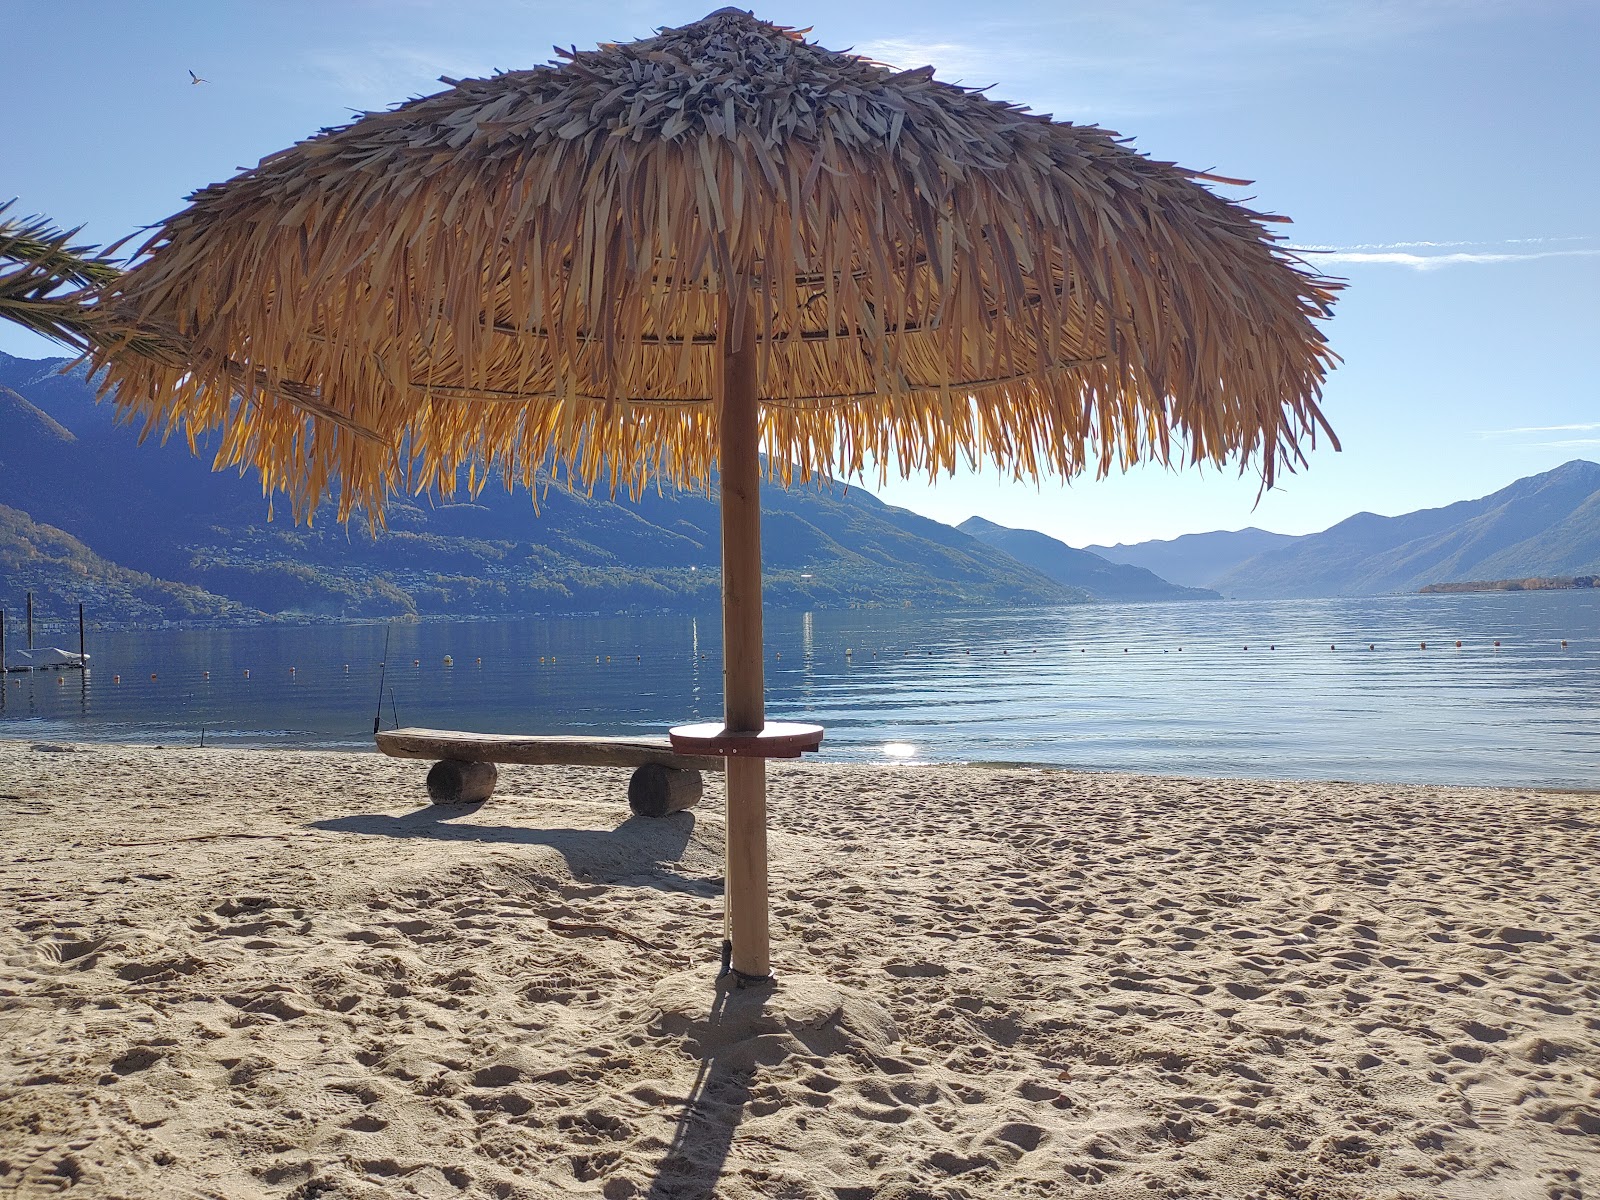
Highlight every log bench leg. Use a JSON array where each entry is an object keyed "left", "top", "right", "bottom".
[
  {"left": 427, "top": 759, "right": 497, "bottom": 805},
  {"left": 628, "top": 764, "right": 703, "bottom": 818}
]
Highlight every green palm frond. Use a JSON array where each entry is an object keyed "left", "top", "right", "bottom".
[
  {"left": 0, "top": 199, "right": 124, "bottom": 351},
  {"left": 0, "top": 200, "right": 180, "bottom": 363}
]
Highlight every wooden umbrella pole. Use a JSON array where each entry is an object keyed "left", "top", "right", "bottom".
[{"left": 719, "top": 294, "right": 771, "bottom": 982}]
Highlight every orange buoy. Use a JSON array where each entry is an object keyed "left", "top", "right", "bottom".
[
  {"left": 1420, "top": 642, "right": 1427, "bottom": 649},
  {"left": 57, "top": 676, "right": 64, "bottom": 685},
  {"left": 290, "top": 666, "right": 297, "bottom": 674},
  {"left": 243, "top": 669, "right": 250, "bottom": 678},
  {"left": 203, "top": 670, "right": 210, "bottom": 679},
  {"left": 1493, "top": 640, "right": 1501, "bottom": 648},
  {"left": 1561, "top": 640, "right": 1568, "bottom": 648},
  {"left": 150, "top": 672, "right": 157, "bottom": 680},
  {"left": 1369, "top": 644, "right": 1375, "bottom": 650},
  {"left": 113, "top": 674, "right": 120, "bottom": 683},
  {"left": 1455, "top": 640, "right": 1462, "bottom": 648},
  {"left": 413, "top": 659, "right": 420, "bottom": 667}
]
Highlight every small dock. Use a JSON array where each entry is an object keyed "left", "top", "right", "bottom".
[{"left": 2, "top": 596, "right": 90, "bottom": 672}]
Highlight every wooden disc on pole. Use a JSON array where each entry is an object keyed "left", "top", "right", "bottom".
[{"left": 719, "top": 292, "right": 772, "bottom": 982}]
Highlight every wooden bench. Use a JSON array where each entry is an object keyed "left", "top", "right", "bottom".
[{"left": 374, "top": 727, "right": 726, "bottom": 817}]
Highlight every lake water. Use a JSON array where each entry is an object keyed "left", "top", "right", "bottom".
[{"left": 3, "top": 592, "right": 1596, "bottom": 788}]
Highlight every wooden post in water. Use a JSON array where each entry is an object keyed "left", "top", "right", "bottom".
[
  {"left": 719, "top": 293, "right": 771, "bottom": 982},
  {"left": 78, "top": 603, "right": 85, "bottom": 664},
  {"left": 26, "top": 592, "right": 33, "bottom": 650},
  {"left": 1, "top": 608, "right": 6, "bottom": 673}
]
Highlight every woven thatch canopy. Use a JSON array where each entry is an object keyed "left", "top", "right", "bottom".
[{"left": 93, "top": 8, "right": 1338, "bottom": 521}]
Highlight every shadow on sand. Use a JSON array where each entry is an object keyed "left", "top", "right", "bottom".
[
  {"left": 308, "top": 805, "right": 716, "bottom": 894},
  {"left": 645, "top": 980, "right": 767, "bottom": 1199}
]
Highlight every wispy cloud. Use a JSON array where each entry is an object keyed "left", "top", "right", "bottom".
[
  {"left": 1483, "top": 423, "right": 1600, "bottom": 436},
  {"left": 304, "top": 44, "right": 496, "bottom": 107},
  {"left": 1477, "top": 422, "right": 1600, "bottom": 451},
  {"left": 1309, "top": 249, "right": 1600, "bottom": 270},
  {"left": 1287, "top": 235, "right": 1600, "bottom": 270},
  {"left": 1295, "top": 236, "right": 1596, "bottom": 252},
  {"left": 855, "top": 1, "right": 1559, "bottom": 119}
]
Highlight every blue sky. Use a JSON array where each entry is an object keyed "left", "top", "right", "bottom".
[{"left": 3, "top": 0, "right": 1595, "bottom": 546}]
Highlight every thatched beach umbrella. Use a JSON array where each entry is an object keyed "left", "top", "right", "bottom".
[{"left": 92, "top": 8, "right": 1339, "bottom": 982}]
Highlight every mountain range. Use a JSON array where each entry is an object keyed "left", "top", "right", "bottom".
[
  {"left": 1086, "top": 528, "right": 1298, "bottom": 590},
  {"left": 958, "top": 517, "right": 1219, "bottom": 602},
  {"left": 3, "top": 351, "right": 1594, "bottom": 624},
  {"left": 1208, "top": 459, "right": 1600, "bottom": 598},
  {"left": 1091, "top": 461, "right": 1600, "bottom": 597},
  {"left": 0, "top": 353, "right": 1092, "bottom": 625}
]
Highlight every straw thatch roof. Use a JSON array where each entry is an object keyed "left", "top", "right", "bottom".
[{"left": 93, "top": 7, "right": 1339, "bottom": 520}]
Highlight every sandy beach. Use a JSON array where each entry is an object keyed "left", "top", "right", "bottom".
[{"left": 1, "top": 739, "right": 1596, "bottom": 1199}]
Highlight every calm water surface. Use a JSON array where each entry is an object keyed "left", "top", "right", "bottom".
[{"left": 3, "top": 592, "right": 1596, "bottom": 788}]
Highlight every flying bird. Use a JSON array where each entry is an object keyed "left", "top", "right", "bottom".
[{"left": 188, "top": 70, "right": 208, "bottom": 85}]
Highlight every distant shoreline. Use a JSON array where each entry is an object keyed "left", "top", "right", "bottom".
[{"left": 1420, "top": 575, "right": 1598, "bottom": 594}]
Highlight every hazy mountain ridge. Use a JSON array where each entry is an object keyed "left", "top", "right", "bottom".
[
  {"left": 0, "top": 354, "right": 1082, "bottom": 624},
  {"left": 1086, "top": 528, "right": 1298, "bottom": 589},
  {"left": 958, "top": 517, "right": 1218, "bottom": 602},
  {"left": 1213, "top": 460, "right": 1600, "bottom": 598}
]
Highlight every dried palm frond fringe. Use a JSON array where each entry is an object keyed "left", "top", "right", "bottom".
[{"left": 91, "top": 9, "right": 1341, "bottom": 523}]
